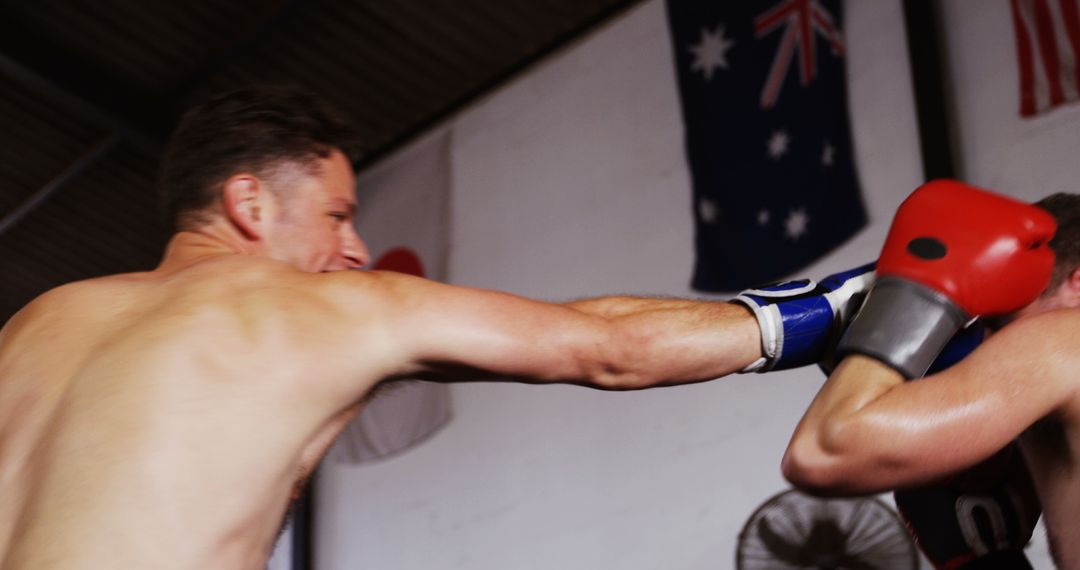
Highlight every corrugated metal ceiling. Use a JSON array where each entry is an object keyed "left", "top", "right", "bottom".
[{"left": 0, "top": 0, "right": 644, "bottom": 322}]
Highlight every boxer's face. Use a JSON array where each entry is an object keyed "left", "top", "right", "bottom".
[{"left": 263, "top": 150, "right": 370, "bottom": 272}]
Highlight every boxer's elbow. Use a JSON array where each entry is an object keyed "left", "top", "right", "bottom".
[
  {"left": 782, "top": 418, "right": 879, "bottom": 496},
  {"left": 579, "top": 322, "right": 655, "bottom": 390},
  {"left": 782, "top": 434, "right": 848, "bottom": 496},
  {"left": 580, "top": 351, "right": 648, "bottom": 391},
  {"left": 583, "top": 364, "right": 646, "bottom": 390},
  {"left": 786, "top": 418, "right": 921, "bottom": 497}
]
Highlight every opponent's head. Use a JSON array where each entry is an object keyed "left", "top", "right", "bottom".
[
  {"left": 1035, "top": 193, "right": 1080, "bottom": 301},
  {"left": 990, "top": 191, "right": 1080, "bottom": 328},
  {"left": 160, "top": 86, "right": 369, "bottom": 272}
]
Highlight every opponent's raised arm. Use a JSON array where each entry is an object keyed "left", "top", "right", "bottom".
[{"left": 783, "top": 180, "right": 1065, "bottom": 495}]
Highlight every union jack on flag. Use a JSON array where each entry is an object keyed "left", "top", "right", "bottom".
[
  {"left": 1010, "top": 0, "right": 1080, "bottom": 116},
  {"left": 665, "top": 0, "right": 866, "bottom": 291},
  {"left": 755, "top": 0, "right": 845, "bottom": 108}
]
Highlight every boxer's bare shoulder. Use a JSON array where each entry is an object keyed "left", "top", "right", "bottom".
[
  {"left": 978, "top": 306, "right": 1080, "bottom": 403},
  {"left": 0, "top": 258, "right": 400, "bottom": 569},
  {"left": 1004, "top": 308, "right": 1080, "bottom": 568}
]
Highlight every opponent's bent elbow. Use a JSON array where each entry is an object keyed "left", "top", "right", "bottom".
[
  {"left": 785, "top": 415, "right": 918, "bottom": 497},
  {"left": 782, "top": 417, "right": 871, "bottom": 496},
  {"left": 782, "top": 437, "right": 850, "bottom": 497}
]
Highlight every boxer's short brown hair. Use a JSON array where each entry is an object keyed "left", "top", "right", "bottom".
[
  {"left": 160, "top": 86, "right": 361, "bottom": 231},
  {"left": 1035, "top": 193, "right": 1080, "bottom": 290}
]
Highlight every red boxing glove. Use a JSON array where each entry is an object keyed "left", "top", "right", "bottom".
[
  {"left": 878, "top": 179, "right": 1056, "bottom": 316},
  {"left": 838, "top": 180, "right": 1056, "bottom": 378}
]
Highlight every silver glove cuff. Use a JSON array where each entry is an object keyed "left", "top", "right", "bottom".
[{"left": 837, "top": 277, "right": 969, "bottom": 379}]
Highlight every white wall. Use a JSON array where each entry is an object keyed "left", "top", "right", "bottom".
[
  {"left": 317, "top": 1, "right": 1058, "bottom": 568},
  {"left": 942, "top": 0, "right": 1080, "bottom": 199}
]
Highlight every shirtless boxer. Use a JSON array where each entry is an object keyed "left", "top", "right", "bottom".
[
  {"left": 783, "top": 181, "right": 1080, "bottom": 568},
  {"left": 0, "top": 87, "right": 769, "bottom": 569}
]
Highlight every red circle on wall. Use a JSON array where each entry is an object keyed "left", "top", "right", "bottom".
[{"left": 372, "top": 247, "right": 426, "bottom": 278}]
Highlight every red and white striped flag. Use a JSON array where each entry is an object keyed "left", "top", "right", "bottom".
[{"left": 1011, "top": 0, "right": 1080, "bottom": 116}]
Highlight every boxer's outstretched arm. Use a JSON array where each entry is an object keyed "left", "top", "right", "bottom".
[
  {"left": 783, "top": 309, "right": 1080, "bottom": 496},
  {"left": 322, "top": 269, "right": 761, "bottom": 395}
]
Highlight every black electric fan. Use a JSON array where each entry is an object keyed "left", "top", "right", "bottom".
[{"left": 737, "top": 489, "right": 919, "bottom": 569}]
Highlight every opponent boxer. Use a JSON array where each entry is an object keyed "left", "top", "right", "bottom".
[
  {"left": 0, "top": 86, "right": 776, "bottom": 569},
  {"left": 732, "top": 245, "right": 1042, "bottom": 568},
  {"left": 783, "top": 181, "right": 1080, "bottom": 568}
]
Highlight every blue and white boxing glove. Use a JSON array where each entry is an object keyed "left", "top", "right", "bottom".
[{"left": 731, "top": 262, "right": 875, "bottom": 373}]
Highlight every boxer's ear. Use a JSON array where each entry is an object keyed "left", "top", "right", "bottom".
[
  {"left": 1066, "top": 266, "right": 1080, "bottom": 293},
  {"left": 1054, "top": 265, "right": 1080, "bottom": 309},
  {"left": 223, "top": 174, "right": 265, "bottom": 240}
]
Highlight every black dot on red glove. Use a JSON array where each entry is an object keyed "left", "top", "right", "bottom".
[{"left": 907, "top": 237, "right": 947, "bottom": 260}]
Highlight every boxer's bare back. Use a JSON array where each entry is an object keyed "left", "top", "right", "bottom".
[
  {"left": 0, "top": 151, "right": 761, "bottom": 569},
  {"left": 0, "top": 150, "right": 393, "bottom": 569},
  {"left": 0, "top": 258, "right": 376, "bottom": 569}
]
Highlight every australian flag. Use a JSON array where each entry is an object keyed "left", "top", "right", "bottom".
[{"left": 666, "top": 0, "right": 867, "bottom": 292}]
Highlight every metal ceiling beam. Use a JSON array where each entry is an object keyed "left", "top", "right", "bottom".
[
  {"left": 0, "top": 16, "right": 171, "bottom": 147},
  {"left": 0, "top": 0, "right": 303, "bottom": 153},
  {"left": 170, "top": 0, "right": 308, "bottom": 100},
  {"left": 0, "top": 0, "right": 306, "bottom": 233},
  {"left": 0, "top": 50, "right": 161, "bottom": 153},
  {"left": 0, "top": 134, "right": 120, "bottom": 238}
]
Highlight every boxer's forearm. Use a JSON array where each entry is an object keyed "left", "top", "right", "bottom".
[
  {"left": 785, "top": 321, "right": 1070, "bottom": 495},
  {"left": 572, "top": 298, "right": 762, "bottom": 389},
  {"left": 563, "top": 295, "right": 719, "bottom": 319}
]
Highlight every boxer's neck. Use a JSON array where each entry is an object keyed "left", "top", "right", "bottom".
[{"left": 156, "top": 225, "right": 263, "bottom": 273}]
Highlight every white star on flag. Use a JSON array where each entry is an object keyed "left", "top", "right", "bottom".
[
  {"left": 756, "top": 209, "right": 770, "bottom": 226},
  {"left": 688, "top": 24, "right": 736, "bottom": 81},
  {"left": 784, "top": 208, "right": 809, "bottom": 241},
  {"left": 767, "top": 130, "right": 790, "bottom": 159},
  {"left": 821, "top": 141, "right": 835, "bottom": 167},
  {"left": 699, "top": 198, "right": 720, "bottom": 223}
]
